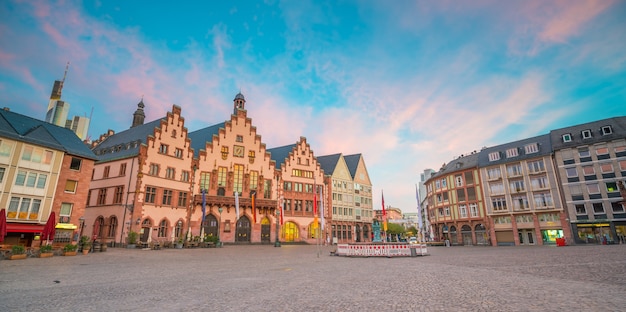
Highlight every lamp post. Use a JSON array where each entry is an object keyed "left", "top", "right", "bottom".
[{"left": 218, "top": 207, "right": 223, "bottom": 247}]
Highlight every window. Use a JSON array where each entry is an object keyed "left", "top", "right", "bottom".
[
  {"left": 586, "top": 183, "right": 600, "bottom": 194},
  {"left": 459, "top": 205, "right": 467, "bottom": 218},
  {"left": 465, "top": 172, "right": 474, "bottom": 185},
  {"left": 600, "top": 163, "right": 613, "bottom": 173},
  {"left": 620, "top": 160, "right": 626, "bottom": 171},
  {"left": 70, "top": 157, "right": 82, "bottom": 170},
  {"left": 175, "top": 148, "right": 183, "bottom": 158},
  {"left": 114, "top": 186, "right": 124, "bottom": 204},
  {"left": 35, "top": 175, "right": 48, "bottom": 189},
  {"left": 566, "top": 167, "right": 578, "bottom": 178},
  {"left": 181, "top": 170, "right": 190, "bottom": 182},
  {"left": 284, "top": 182, "right": 292, "bottom": 191},
  {"left": 492, "top": 197, "right": 507, "bottom": 212},
  {"left": 108, "top": 217, "right": 118, "bottom": 238},
  {"left": 612, "top": 202, "right": 624, "bottom": 213},
  {"left": 249, "top": 171, "right": 258, "bottom": 190},
  {"left": 159, "top": 144, "right": 168, "bottom": 154},
  {"left": 578, "top": 148, "right": 590, "bottom": 158},
  {"left": 524, "top": 143, "right": 539, "bottom": 154},
  {"left": 162, "top": 189, "right": 173, "bottom": 205},
  {"left": 233, "top": 164, "right": 244, "bottom": 194},
  {"left": 469, "top": 203, "right": 478, "bottom": 217},
  {"left": 575, "top": 204, "right": 586, "bottom": 215},
  {"left": 490, "top": 182, "right": 504, "bottom": 195},
  {"left": 506, "top": 163, "right": 522, "bottom": 176},
  {"left": 510, "top": 180, "right": 525, "bottom": 192},
  {"left": 15, "top": 170, "right": 26, "bottom": 186},
  {"left": 606, "top": 182, "right": 618, "bottom": 192},
  {"left": 119, "top": 163, "right": 127, "bottom": 176},
  {"left": 149, "top": 164, "right": 159, "bottom": 176},
  {"left": 102, "top": 166, "right": 110, "bottom": 178},
  {"left": 601, "top": 126, "right": 612, "bottom": 135},
  {"left": 158, "top": 220, "right": 168, "bottom": 237},
  {"left": 569, "top": 184, "right": 583, "bottom": 196},
  {"left": 457, "top": 189, "right": 466, "bottom": 202},
  {"left": 0, "top": 140, "right": 14, "bottom": 157},
  {"left": 562, "top": 133, "right": 572, "bottom": 142},
  {"left": 0, "top": 167, "right": 4, "bottom": 183},
  {"left": 444, "top": 207, "right": 450, "bottom": 216},
  {"left": 65, "top": 180, "right": 77, "bottom": 193},
  {"left": 592, "top": 203, "right": 604, "bottom": 214},
  {"left": 581, "top": 130, "right": 592, "bottom": 139},
  {"left": 530, "top": 176, "right": 548, "bottom": 189},
  {"left": 582, "top": 166, "right": 595, "bottom": 176},
  {"left": 512, "top": 195, "right": 529, "bottom": 210},
  {"left": 527, "top": 160, "right": 545, "bottom": 173},
  {"left": 60, "top": 203, "right": 72, "bottom": 217},
  {"left": 199, "top": 172, "right": 210, "bottom": 190},
  {"left": 145, "top": 186, "right": 156, "bottom": 203},
  {"left": 178, "top": 192, "right": 188, "bottom": 207},
  {"left": 488, "top": 152, "right": 500, "bottom": 161},
  {"left": 217, "top": 167, "right": 227, "bottom": 187},
  {"left": 166, "top": 167, "right": 175, "bottom": 179},
  {"left": 487, "top": 167, "right": 501, "bottom": 180},
  {"left": 236, "top": 135, "right": 243, "bottom": 143},
  {"left": 533, "top": 193, "right": 553, "bottom": 208},
  {"left": 21, "top": 146, "right": 33, "bottom": 161},
  {"left": 506, "top": 148, "right": 519, "bottom": 158},
  {"left": 596, "top": 147, "right": 609, "bottom": 156},
  {"left": 97, "top": 188, "right": 107, "bottom": 205},
  {"left": 221, "top": 146, "right": 229, "bottom": 159},
  {"left": 467, "top": 187, "right": 477, "bottom": 201},
  {"left": 455, "top": 175, "right": 463, "bottom": 187},
  {"left": 441, "top": 179, "right": 447, "bottom": 188}
]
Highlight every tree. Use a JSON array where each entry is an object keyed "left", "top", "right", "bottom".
[{"left": 386, "top": 222, "right": 405, "bottom": 235}]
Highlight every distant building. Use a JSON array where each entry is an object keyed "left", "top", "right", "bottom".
[{"left": 66, "top": 115, "right": 90, "bottom": 141}]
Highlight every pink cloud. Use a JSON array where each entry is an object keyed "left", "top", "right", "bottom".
[{"left": 538, "top": 0, "right": 614, "bottom": 43}]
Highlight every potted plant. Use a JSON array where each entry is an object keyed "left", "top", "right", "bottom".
[
  {"left": 39, "top": 244, "right": 54, "bottom": 258},
  {"left": 10, "top": 245, "right": 27, "bottom": 260},
  {"left": 175, "top": 237, "right": 184, "bottom": 249},
  {"left": 127, "top": 231, "right": 138, "bottom": 249},
  {"left": 80, "top": 235, "right": 91, "bottom": 255},
  {"left": 63, "top": 243, "right": 78, "bottom": 256}
]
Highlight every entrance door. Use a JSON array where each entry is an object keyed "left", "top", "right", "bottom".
[
  {"left": 236, "top": 216, "right": 251, "bottom": 242},
  {"left": 261, "top": 217, "right": 270, "bottom": 243},
  {"left": 203, "top": 215, "right": 218, "bottom": 237},
  {"left": 518, "top": 229, "right": 535, "bottom": 245}
]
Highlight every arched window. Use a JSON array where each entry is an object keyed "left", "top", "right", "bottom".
[
  {"left": 158, "top": 219, "right": 168, "bottom": 237},
  {"left": 108, "top": 216, "right": 118, "bottom": 238},
  {"left": 175, "top": 220, "right": 184, "bottom": 238},
  {"left": 308, "top": 222, "right": 320, "bottom": 239}
]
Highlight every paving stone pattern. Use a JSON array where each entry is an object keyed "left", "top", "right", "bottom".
[{"left": 0, "top": 244, "right": 625, "bottom": 311}]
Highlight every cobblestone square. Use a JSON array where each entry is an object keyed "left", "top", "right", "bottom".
[{"left": 1, "top": 244, "right": 625, "bottom": 311}]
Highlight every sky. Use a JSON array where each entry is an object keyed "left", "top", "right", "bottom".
[{"left": 1, "top": 0, "right": 625, "bottom": 213}]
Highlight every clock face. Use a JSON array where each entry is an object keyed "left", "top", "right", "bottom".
[{"left": 234, "top": 145, "right": 244, "bottom": 157}]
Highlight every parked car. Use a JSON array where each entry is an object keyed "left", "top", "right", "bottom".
[{"left": 408, "top": 237, "right": 418, "bottom": 244}]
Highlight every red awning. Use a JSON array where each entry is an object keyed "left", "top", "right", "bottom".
[{"left": 6, "top": 223, "right": 44, "bottom": 233}]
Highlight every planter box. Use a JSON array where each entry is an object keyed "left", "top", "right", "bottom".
[
  {"left": 10, "top": 254, "right": 27, "bottom": 260},
  {"left": 63, "top": 251, "right": 77, "bottom": 256},
  {"left": 39, "top": 252, "right": 54, "bottom": 258}
]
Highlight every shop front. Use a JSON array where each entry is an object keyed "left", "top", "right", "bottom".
[{"left": 573, "top": 222, "right": 613, "bottom": 244}]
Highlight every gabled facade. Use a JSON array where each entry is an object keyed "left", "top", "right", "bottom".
[
  {"left": 550, "top": 116, "right": 626, "bottom": 244},
  {"left": 0, "top": 108, "right": 96, "bottom": 247},
  {"left": 426, "top": 152, "right": 488, "bottom": 245},
  {"left": 268, "top": 137, "right": 324, "bottom": 244},
  {"left": 478, "top": 134, "right": 569, "bottom": 246},
  {"left": 318, "top": 153, "right": 373, "bottom": 244}
]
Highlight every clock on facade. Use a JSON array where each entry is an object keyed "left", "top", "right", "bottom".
[{"left": 234, "top": 145, "right": 244, "bottom": 157}]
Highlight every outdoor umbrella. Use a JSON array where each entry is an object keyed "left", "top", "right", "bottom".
[
  {"left": 0, "top": 209, "right": 7, "bottom": 243},
  {"left": 41, "top": 211, "right": 56, "bottom": 245}
]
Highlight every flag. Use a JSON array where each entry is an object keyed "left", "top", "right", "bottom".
[
  {"left": 201, "top": 189, "right": 206, "bottom": 223},
  {"left": 320, "top": 187, "right": 325, "bottom": 230},
  {"left": 281, "top": 198, "right": 284, "bottom": 225},
  {"left": 313, "top": 186, "right": 318, "bottom": 228},
  {"left": 251, "top": 191, "right": 257, "bottom": 223},
  {"left": 382, "top": 190, "right": 387, "bottom": 232},
  {"left": 235, "top": 191, "right": 240, "bottom": 221},
  {"left": 416, "top": 184, "right": 422, "bottom": 239}
]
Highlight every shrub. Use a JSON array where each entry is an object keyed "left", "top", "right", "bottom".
[
  {"left": 63, "top": 244, "right": 78, "bottom": 252},
  {"left": 127, "top": 231, "right": 138, "bottom": 244},
  {"left": 40, "top": 244, "right": 53, "bottom": 253},
  {"left": 12, "top": 245, "right": 25, "bottom": 255}
]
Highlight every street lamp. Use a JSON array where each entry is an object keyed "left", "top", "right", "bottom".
[{"left": 218, "top": 207, "right": 223, "bottom": 247}]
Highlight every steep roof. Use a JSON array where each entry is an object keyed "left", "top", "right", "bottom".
[
  {"left": 343, "top": 153, "right": 362, "bottom": 179},
  {"left": 267, "top": 143, "right": 297, "bottom": 170},
  {"left": 550, "top": 116, "right": 626, "bottom": 150},
  {"left": 316, "top": 153, "right": 342, "bottom": 176},
  {"left": 430, "top": 152, "right": 480, "bottom": 180},
  {"left": 188, "top": 122, "right": 226, "bottom": 158},
  {"left": 477, "top": 134, "right": 552, "bottom": 167},
  {"left": 0, "top": 108, "right": 96, "bottom": 160},
  {"left": 91, "top": 118, "right": 163, "bottom": 162}
]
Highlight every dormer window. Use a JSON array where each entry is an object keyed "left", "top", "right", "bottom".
[
  {"left": 506, "top": 148, "right": 519, "bottom": 158},
  {"left": 562, "top": 133, "right": 572, "bottom": 142},
  {"left": 581, "top": 129, "right": 592, "bottom": 139},
  {"left": 601, "top": 126, "right": 612, "bottom": 135},
  {"left": 524, "top": 143, "right": 539, "bottom": 154},
  {"left": 488, "top": 152, "right": 500, "bottom": 162}
]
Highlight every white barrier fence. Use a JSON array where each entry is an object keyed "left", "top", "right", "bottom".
[{"left": 336, "top": 243, "right": 428, "bottom": 257}]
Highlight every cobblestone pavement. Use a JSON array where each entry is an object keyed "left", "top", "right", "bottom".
[{"left": 1, "top": 244, "right": 625, "bottom": 312}]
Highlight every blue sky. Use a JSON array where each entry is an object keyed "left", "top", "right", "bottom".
[{"left": 1, "top": 0, "right": 625, "bottom": 213}]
